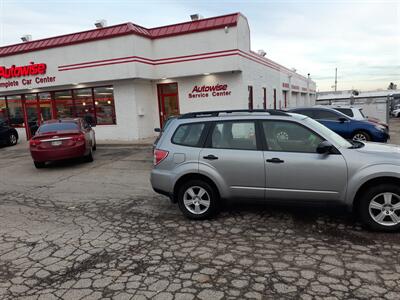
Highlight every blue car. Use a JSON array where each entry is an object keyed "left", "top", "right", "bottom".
[{"left": 289, "top": 107, "right": 389, "bottom": 143}]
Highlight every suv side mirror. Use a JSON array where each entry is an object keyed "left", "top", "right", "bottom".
[
  {"left": 338, "top": 117, "right": 347, "bottom": 123},
  {"left": 316, "top": 141, "right": 334, "bottom": 154},
  {"left": 154, "top": 128, "right": 161, "bottom": 133}
]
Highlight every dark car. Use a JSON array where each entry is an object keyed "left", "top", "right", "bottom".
[
  {"left": 0, "top": 121, "right": 18, "bottom": 146},
  {"left": 29, "top": 118, "right": 96, "bottom": 168},
  {"left": 289, "top": 107, "right": 389, "bottom": 142}
]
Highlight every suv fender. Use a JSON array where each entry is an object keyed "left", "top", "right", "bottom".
[
  {"left": 346, "top": 164, "right": 400, "bottom": 206},
  {"left": 198, "top": 162, "right": 230, "bottom": 199}
]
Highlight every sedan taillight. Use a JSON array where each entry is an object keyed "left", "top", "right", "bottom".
[
  {"left": 72, "top": 134, "right": 85, "bottom": 142},
  {"left": 29, "top": 139, "right": 41, "bottom": 147},
  {"left": 154, "top": 149, "right": 169, "bottom": 166}
]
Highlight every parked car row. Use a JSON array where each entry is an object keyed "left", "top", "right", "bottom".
[{"left": 151, "top": 109, "right": 400, "bottom": 232}]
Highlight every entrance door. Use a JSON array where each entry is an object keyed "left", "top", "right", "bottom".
[
  {"left": 23, "top": 93, "right": 55, "bottom": 139},
  {"left": 157, "top": 83, "right": 179, "bottom": 127},
  {"left": 24, "top": 94, "right": 40, "bottom": 139}
]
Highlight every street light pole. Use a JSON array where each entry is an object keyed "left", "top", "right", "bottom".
[{"left": 334, "top": 68, "right": 337, "bottom": 92}]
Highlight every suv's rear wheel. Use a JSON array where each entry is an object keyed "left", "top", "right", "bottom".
[
  {"left": 358, "top": 184, "right": 400, "bottom": 232},
  {"left": 177, "top": 179, "right": 218, "bottom": 220},
  {"left": 352, "top": 131, "right": 371, "bottom": 142}
]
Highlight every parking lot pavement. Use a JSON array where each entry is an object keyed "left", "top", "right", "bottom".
[
  {"left": 1, "top": 144, "right": 400, "bottom": 300},
  {"left": 389, "top": 117, "right": 400, "bottom": 145}
]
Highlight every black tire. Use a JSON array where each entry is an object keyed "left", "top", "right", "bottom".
[
  {"left": 352, "top": 130, "right": 371, "bottom": 142},
  {"left": 177, "top": 179, "right": 219, "bottom": 220},
  {"left": 358, "top": 184, "right": 400, "bottom": 232},
  {"left": 34, "top": 161, "right": 45, "bottom": 169},
  {"left": 8, "top": 132, "right": 18, "bottom": 146},
  {"left": 84, "top": 149, "right": 94, "bottom": 162}
]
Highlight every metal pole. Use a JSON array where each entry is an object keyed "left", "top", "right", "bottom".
[{"left": 335, "top": 68, "right": 337, "bottom": 92}]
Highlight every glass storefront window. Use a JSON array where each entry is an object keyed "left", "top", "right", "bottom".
[
  {"left": 159, "top": 84, "right": 177, "bottom": 94},
  {"left": 74, "top": 88, "right": 96, "bottom": 125},
  {"left": 38, "top": 92, "right": 53, "bottom": 121},
  {"left": 55, "top": 90, "right": 74, "bottom": 118},
  {"left": 0, "top": 96, "right": 7, "bottom": 124},
  {"left": 0, "top": 85, "right": 116, "bottom": 133},
  {"left": 93, "top": 87, "right": 116, "bottom": 125},
  {"left": 7, "top": 95, "right": 24, "bottom": 127}
]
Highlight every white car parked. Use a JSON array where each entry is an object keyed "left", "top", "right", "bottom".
[{"left": 392, "top": 108, "right": 400, "bottom": 118}]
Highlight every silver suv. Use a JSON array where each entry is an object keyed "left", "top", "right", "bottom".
[{"left": 151, "top": 110, "right": 400, "bottom": 232}]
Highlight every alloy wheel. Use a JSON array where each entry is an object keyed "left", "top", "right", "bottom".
[
  {"left": 183, "top": 186, "right": 211, "bottom": 215},
  {"left": 353, "top": 133, "right": 367, "bottom": 142},
  {"left": 369, "top": 192, "right": 400, "bottom": 226},
  {"left": 9, "top": 134, "right": 17, "bottom": 145}
]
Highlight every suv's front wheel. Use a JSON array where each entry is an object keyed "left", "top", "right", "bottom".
[
  {"left": 177, "top": 179, "right": 219, "bottom": 220},
  {"left": 358, "top": 184, "right": 400, "bottom": 232}
]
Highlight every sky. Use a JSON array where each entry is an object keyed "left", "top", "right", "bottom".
[{"left": 0, "top": 0, "right": 399, "bottom": 91}]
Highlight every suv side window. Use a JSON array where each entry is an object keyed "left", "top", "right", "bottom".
[
  {"left": 209, "top": 121, "right": 257, "bottom": 150},
  {"left": 263, "top": 121, "right": 323, "bottom": 153},
  {"left": 172, "top": 123, "right": 205, "bottom": 147},
  {"left": 313, "top": 110, "right": 340, "bottom": 120},
  {"left": 335, "top": 108, "right": 354, "bottom": 117}
]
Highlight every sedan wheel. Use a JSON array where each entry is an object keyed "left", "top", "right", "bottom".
[
  {"left": 9, "top": 133, "right": 18, "bottom": 146},
  {"left": 177, "top": 180, "right": 218, "bottom": 220},
  {"left": 359, "top": 184, "right": 400, "bottom": 231}
]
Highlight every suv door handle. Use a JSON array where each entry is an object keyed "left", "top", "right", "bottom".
[
  {"left": 266, "top": 158, "right": 284, "bottom": 163},
  {"left": 203, "top": 155, "right": 218, "bottom": 160}
]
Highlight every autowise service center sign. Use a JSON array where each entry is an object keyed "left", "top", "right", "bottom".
[
  {"left": 188, "top": 84, "right": 232, "bottom": 99},
  {"left": 0, "top": 62, "right": 56, "bottom": 89}
]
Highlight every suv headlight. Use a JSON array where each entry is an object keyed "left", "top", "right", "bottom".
[{"left": 375, "top": 124, "right": 386, "bottom": 131}]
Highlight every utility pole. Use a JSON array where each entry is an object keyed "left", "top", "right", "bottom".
[{"left": 334, "top": 68, "right": 337, "bottom": 92}]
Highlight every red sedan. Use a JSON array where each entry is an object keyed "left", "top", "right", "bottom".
[{"left": 29, "top": 118, "right": 96, "bottom": 168}]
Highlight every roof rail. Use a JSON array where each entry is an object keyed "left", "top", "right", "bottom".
[{"left": 179, "top": 109, "right": 290, "bottom": 119}]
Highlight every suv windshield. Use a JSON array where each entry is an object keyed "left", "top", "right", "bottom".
[{"left": 302, "top": 117, "right": 352, "bottom": 148}]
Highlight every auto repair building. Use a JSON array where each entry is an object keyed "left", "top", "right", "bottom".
[{"left": 0, "top": 13, "right": 316, "bottom": 141}]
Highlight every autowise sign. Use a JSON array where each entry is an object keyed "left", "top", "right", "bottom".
[
  {"left": 0, "top": 62, "right": 56, "bottom": 89},
  {"left": 188, "top": 84, "right": 232, "bottom": 99}
]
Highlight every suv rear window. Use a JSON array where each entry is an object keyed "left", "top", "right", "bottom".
[
  {"left": 172, "top": 123, "right": 205, "bottom": 147},
  {"left": 38, "top": 122, "right": 79, "bottom": 133}
]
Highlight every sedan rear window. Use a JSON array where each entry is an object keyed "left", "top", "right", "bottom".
[
  {"left": 38, "top": 122, "right": 79, "bottom": 133},
  {"left": 172, "top": 123, "right": 205, "bottom": 147}
]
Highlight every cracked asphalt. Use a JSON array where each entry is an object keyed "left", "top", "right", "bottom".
[{"left": 1, "top": 119, "right": 400, "bottom": 300}]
